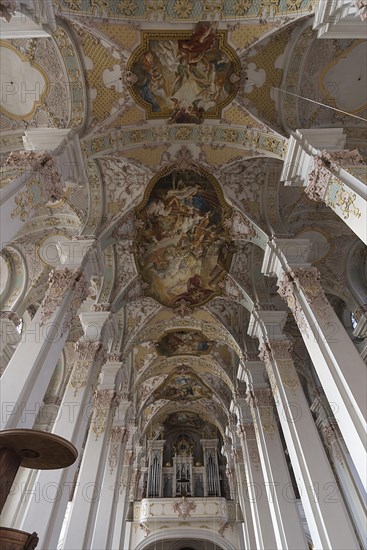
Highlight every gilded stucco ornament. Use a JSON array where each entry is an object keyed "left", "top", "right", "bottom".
[
  {"left": 40, "top": 268, "right": 89, "bottom": 334},
  {"left": 0, "top": 1, "right": 16, "bottom": 21},
  {"left": 237, "top": 423, "right": 256, "bottom": 441},
  {"left": 173, "top": 496, "right": 197, "bottom": 519},
  {"left": 108, "top": 426, "right": 127, "bottom": 473},
  {"left": 92, "top": 388, "right": 116, "bottom": 439},
  {"left": 259, "top": 341, "right": 299, "bottom": 392},
  {"left": 306, "top": 149, "right": 364, "bottom": 219},
  {"left": 321, "top": 421, "right": 344, "bottom": 465},
  {"left": 0, "top": 310, "right": 21, "bottom": 326},
  {"left": 223, "top": 210, "right": 257, "bottom": 241},
  {"left": 355, "top": 0, "right": 367, "bottom": 20},
  {"left": 69, "top": 340, "right": 105, "bottom": 396},
  {"left": 4, "top": 151, "right": 64, "bottom": 221},
  {"left": 277, "top": 267, "right": 333, "bottom": 334},
  {"left": 231, "top": 447, "right": 244, "bottom": 465}
]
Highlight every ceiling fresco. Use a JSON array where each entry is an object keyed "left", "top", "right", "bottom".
[
  {"left": 134, "top": 168, "right": 233, "bottom": 308},
  {"left": 128, "top": 22, "right": 240, "bottom": 123},
  {"left": 153, "top": 368, "right": 212, "bottom": 402},
  {"left": 156, "top": 329, "right": 214, "bottom": 356},
  {"left": 3, "top": 5, "right": 364, "bottom": 518}
]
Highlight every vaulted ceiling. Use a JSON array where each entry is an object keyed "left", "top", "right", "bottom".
[{"left": 1, "top": 1, "right": 366, "bottom": 439}]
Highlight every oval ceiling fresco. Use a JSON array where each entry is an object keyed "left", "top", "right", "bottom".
[
  {"left": 134, "top": 168, "right": 233, "bottom": 308},
  {"left": 127, "top": 22, "right": 241, "bottom": 123}
]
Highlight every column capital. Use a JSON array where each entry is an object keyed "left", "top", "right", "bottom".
[
  {"left": 0, "top": 311, "right": 21, "bottom": 348},
  {"left": 355, "top": 0, "right": 367, "bottom": 20},
  {"left": 70, "top": 339, "right": 107, "bottom": 396},
  {"left": 0, "top": 310, "right": 20, "bottom": 326},
  {"left": 305, "top": 148, "right": 365, "bottom": 202},
  {"left": 3, "top": 149, "right": 64, "bottom": 201},
  {"left": 352, "top": 304, "right": 367, "bottom": 338},
  {"left": 40, "top": 268, "right": 89, "bottom": 332},
  {"left": 278, "top": 267, "right": 333, "bottom": 322}
]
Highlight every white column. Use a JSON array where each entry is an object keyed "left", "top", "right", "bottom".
[
  {"left": 5, "top": 313, "right": 110, "bottom": 549},
  {"left": 0, "top": 1, "right": 56, "bottom": 38},
  {"left": 61, "top": 361, "right": 121, "bottom": 550},
  {"left": 313, "top": 0, "right": 367, "bottom": 37},
  {"left": 0, "top": 152, "right": 64, "bottom": 249},
  {"left": 240, "top": 363, "right": 308, "bottom": 550},
  {"left": 352, "top": 304, "right": 367, "bottom": 339},
  {"left": 262, "top": 237, "right": 367, "bottom": 491},
  {"left": 281, "top": 130, "right": 367, "bottom": 244},
  {"left": 110, "top": 426, "right": 137, "bottom": 550},
  {"left": 0, "top": 311, "right": 21, "bottom": 375},
  {"left": 90, "top": 398, "right": 129, "bottom": 550},
  {"left": 0, "top": 239, "right": 100, "bottom": 430},
  {"left": 311, "top": 390, "right": 367, "bottom": 547},
  {"left": 232, "top": 399, "right": 278, "bottom": 550},
  {"left": 221, "top": 437, "right": 237, "bottom": 499},
  {"left": 230, "top": 440, "right": 257, "bottom": 550},
  {"left": 249, "top": 309, "right": 360, "bottom": 550}
]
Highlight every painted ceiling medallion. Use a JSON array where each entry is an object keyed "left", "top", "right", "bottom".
[
  {"left": 153, "top": 369, "right": 212, "bottom": 402},
  {"left": 156, "top": 329, "right": 213, "bottom": 356},
  {"left": 128, "top": 22, "right": 241, "bottom": 123},
  {"left": 134, "top": 167, "right": 233, "bottom": 308}
]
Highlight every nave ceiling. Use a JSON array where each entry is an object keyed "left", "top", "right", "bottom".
[{"left": 1, "top": 1, "right": 366, "bottom": 439}]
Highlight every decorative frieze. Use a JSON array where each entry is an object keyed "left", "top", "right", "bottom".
[
  {"left": 91, "top": 303, "right": 110, "bottom": 312},
  {"left": 106, "top": 352, "right": 123, "bottom": 363}
]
